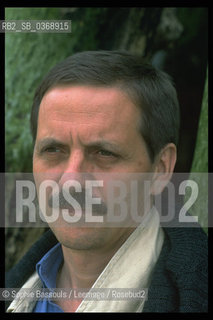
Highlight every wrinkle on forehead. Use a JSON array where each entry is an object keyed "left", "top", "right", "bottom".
[
  {"left": 38, "top": 86, "right": 142, "bottom": 138},
  {"left": 44, "top": 110, "right": 112, "bottom": 123}
]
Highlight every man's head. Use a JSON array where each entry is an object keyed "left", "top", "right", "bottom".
[
  {"left": 31, "top": 50, "right": 180, "bottom": 162},
  {"left": 32, "top": 50, "right": 180, "bottom": 251}
]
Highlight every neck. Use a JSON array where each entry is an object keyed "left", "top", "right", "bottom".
[
  {"left": 56, "top": 245, "right": 121, "bottom": 312},
  {"left": 56, "top": 228, "right": 134, "bottom": 290},
  {"left": 58, "top": 248, "right": 111, "bottom": 289}
]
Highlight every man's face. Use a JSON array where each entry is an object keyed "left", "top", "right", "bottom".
[{"left": 33, "top": 85, "right": 155, "bottom": 251}]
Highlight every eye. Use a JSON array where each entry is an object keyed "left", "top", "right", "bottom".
[
  {"left": 43, "top": 146, "right": 61, "bottom": 153},
  {"left": 39, "top": 145, "right": 65, "bottom": 156},
  {"left": 97, "top": 149, "right": 117, "bottom": 157}
]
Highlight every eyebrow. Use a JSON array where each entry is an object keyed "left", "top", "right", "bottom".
[
  {"left": 35, "top": 138, "right": 66, "bottom": 150},
  {"left": 86, "top": 140, "right": 125, "bottom": 152},
  {"left": 35, "top": 138, "right": 124, "bottom": 154}
]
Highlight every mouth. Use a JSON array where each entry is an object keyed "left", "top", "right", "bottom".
[
  {"left": 58, "top": 205, "right": 107, "bottom": 217},
  {"left": 48, "top": 196, "right": 107, "bottom": 216}
]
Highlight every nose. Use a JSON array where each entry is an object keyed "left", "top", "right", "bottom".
[
  {"left": 66, "top": 149, "right": 85, "bottom": 173},
  {"left": 59, "top": 149, "right": 93, "bottom": 186}
]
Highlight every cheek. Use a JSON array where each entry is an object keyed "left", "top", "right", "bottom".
[
  {"left": 33, "top": 155, "right": 39, "bottom": 173},
  {"left": 33, "top": 155, "right": 47, "bottom": 175},
  {"left": 33, "top": 154, "right": 62, "bottom": 195},
  {"left": 137, "top": 159, "right": 151, "bottom": 170}
]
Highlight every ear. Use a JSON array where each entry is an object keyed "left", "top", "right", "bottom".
[{"left": 150, "top": 143, "right": 177, "bottom": 195}]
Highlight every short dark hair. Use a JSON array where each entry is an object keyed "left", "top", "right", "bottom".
[{"left": 30, "top": 50, "right": 180, "bottom": 161}]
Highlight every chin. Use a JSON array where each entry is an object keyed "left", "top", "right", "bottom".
[{"left": 49, "top": 225, "right": 109, "bottom": 251}]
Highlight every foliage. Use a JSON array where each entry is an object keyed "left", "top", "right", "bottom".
[
  {"left": 187, "top": 70, "right": 208, "bottom": 233},
  {"left": 5, "top": 7, "right": 107, "bottom": 172},
  {"left": 190, "top": 69, "right": 208, "bottom": 173}
]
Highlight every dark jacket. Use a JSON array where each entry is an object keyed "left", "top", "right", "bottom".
[{"left": 5, "top": 226, "right": 208, "bottom": 312}]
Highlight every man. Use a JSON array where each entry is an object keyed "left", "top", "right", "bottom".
[{"left": 6, "top": 50, "right": 207, "bottom": 312}]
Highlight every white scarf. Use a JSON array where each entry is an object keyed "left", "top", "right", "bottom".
[{"left": 76, "top": 206, "right": 164, "bottom": 312}]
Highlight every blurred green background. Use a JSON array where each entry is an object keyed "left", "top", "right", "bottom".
[{"left": 5, "top": 7, "right": 208, "bottom": 270}]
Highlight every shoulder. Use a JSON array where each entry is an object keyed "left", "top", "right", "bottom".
[
  {"left": 164, "top": 227, "right": 207, "bottom": 272},
  {"left": 164, "top": 227, "right": 208, "bottom": 312},
  {"left": 6, "top": 272, "right": 42, "bottom": 312},
  {"left": 144, "top": 226, "right": 208, "bottom": 312},
  {"left": 6, "top": 229, "right": 58, "bottom": 288}
]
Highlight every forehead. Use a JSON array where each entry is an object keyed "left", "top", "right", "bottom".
[{"left": 38, "top": 85, "right": 140, "bottom": 127}]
